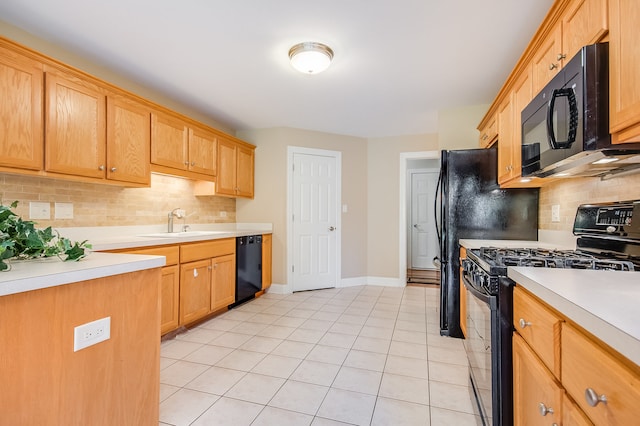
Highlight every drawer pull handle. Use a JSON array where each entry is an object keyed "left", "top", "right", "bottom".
[
  {"left": 538, "top": 402, "right": 554, "bottom": 416},
  {"left": 519, "top": 318, "right": 532, "bottom": 329},
  {"left": 585, "top": 388, "right": 607, "bottom": 407}
]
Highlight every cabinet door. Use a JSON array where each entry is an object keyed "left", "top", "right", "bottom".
[
  {"left": 211, "top": 254, "right": 235, "bottom": 311},
  {"left": 532, "top": 24, "right": 563, "bottom": 96},
  {"left": 261, "top": 234, "right": 272, "bottom": 290},
  {"left": 160, "top": 265, "right": 180, "bottom": 335},
  {"left": 513, "top": 333, "right": 563, "bottom": 426},
  {"left": 179, "top": 259, "right": 211, "bottom": 325},
  {"left": 188, "top": 126, "right": 217, "bottom": 176},
  {"left": 151, "top": 111, "right": 188, "bottom": 170},
  {"left": 511, "top": 68, "right": 532, "bottom": 180},
  {"left": 0, "top": 46, "right": 43, "bottom": 171},
  {"left": 497, "top": 95, "right": 514, "bottom": 185},
  {"left": 216, "top": 137, "right": 238, "bottom": 196},
  {"left": 563, "top": 396, "right": 594, "bottom": 426},
  {"left": 609, "top": 0, "right": 640, "bottom": 141},
  {"left": 236, "top": 144, "right": 254, "bottom": 198},
  {"left": 561, "top": 0, "right": 608, "bottom": 63},
  {"left": 45, "top": 70, "right": 106, "bottom": 178},
  {"left": 106, "top": 95, "right": 150, "bottom": 185}
]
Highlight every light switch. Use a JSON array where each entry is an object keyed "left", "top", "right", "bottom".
[
  {"left": 55, "top": 202, "right": 74, "bottom": 219},
  {"left": 29, "top": 202, "right": 51, "bottom": 220},
  {"left": 551, "top": 204, "right": 560, "bottom": 222},
  {"left": 342, "top": 204, "right": 348, "bottom": 213}
]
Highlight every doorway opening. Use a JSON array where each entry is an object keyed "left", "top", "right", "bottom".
[{"left": 399, "top": 151, "right": 440, "bottom": 286}]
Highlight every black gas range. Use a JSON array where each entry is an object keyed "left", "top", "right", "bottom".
[{"left": 461, "top": 200, "right": 640, "bottom": 426}]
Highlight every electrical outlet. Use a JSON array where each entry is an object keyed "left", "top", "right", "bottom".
[
  {"left": 54, "top": 202, "right": 74, "bottom": 219},
  {"left": 74, "top": 317, "right": 111, "bottom": 352},
  {"left": 29, "top": 202, "right": 51, "bottom": 220},
  {"left": 551, "top": 204, "right": 560, "bottom": 222},
  {"left": 220, "top": 211, "right": 227, "bottom": 217}
]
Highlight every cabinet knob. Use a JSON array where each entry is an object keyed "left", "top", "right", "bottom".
[
  {"left": 191, "top": 161, "right": 196, "bottom": 166},
  {"left": 557, "top": 53, "right": 566, "bottom": 61},
  {"left": 519, "top": 318, "right": 532, "bottom": 329},
  {"left": 99, "top": 165, "right": 105, "bottom": 171},
  {"left": 184, "top": 161, "right": 189, "bottom": 166},
  {"left": 110, "top": 167, "right": 117, "bottom": 172},
  {"left": 549, "top": 63, "right": 558, "bottom": 70},
  {"left": 538, "top": 402, "right": 554, "bottom": 417},
  {"left": 482, "top": 134, "right": 488, "bottom": 140},
  {"left": 585, "top": 388, "right": 607, "bottom": 407}
]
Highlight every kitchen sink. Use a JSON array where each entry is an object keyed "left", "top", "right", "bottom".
[{"left": 138, "top": 231, "right": 230, "bottom": 238}]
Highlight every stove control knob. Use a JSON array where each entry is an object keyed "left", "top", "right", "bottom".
[{"left": 606, "top": 226, "right": 616, "bottom": 234}]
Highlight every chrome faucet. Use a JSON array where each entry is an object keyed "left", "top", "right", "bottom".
[{"left": 167, "top": 208, "right": 184, "bottom": 233}]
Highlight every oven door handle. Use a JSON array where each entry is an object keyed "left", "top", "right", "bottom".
[{"left": 463, "top": 274, "right": 493, "bottom": 306}]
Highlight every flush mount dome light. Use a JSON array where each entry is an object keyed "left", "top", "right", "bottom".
[{"left": 288, "top": 42, "right": 334, "bottom": 74}]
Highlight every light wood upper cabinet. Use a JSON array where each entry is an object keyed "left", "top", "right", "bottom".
[
  {"left": 151, "top": 111, "right": 219, "bottom": 178},
  {"left": 478, "top": 113, "right": 497, "bottom": 148},
  {"left": 497, "top": 93, "right": 515, "bottom": 184},
  {"left": 45, "top": 68, "right": 106, "bottom": 179},
  {"left": 0, "top": 44, "right": 43, "bottom": 171},
  {"left": 609, "top": 0, "right": 640, "bottom": 143},
  {"left": 188, "top": 126, "right": 217, "bottom": 176},
  {"left": 216, "top": 137, "right": 255, "bottom": 198},
  {"left": 151, "top": 111, "right": 188, "bottom": 171},
  {"left": 106, "top": 95, "right": 151, "bottom": 185},
  {"left": 532, "top": 0, "right": 607, "bottom": 95},
  {"left": 532, "top": 23, "right": 563, "bottom": 95}
]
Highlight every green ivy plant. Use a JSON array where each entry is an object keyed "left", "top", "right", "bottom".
[{"left": 0, "top": 201, "right": 91, "bottom": 271}]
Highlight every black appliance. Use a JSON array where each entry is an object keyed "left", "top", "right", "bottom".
[
  {"left": 462, "top": 199, "right": 640, "bottom": 426},
  {"left": 521, "top": 42, "right": 640, "bottom": 178},
  {"left": 234, "top": 235, "right": 262, "bottom": 307},
  {"left": 435, "top": 148, "right": 539, "bottom": 338}
]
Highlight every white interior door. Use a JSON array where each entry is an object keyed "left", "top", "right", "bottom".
[
  {"left": 291, "top": 150, "right": 339, "bottom": 291},
  {"left": 410, "top": 171, "right": 439, "bottom": 270}
]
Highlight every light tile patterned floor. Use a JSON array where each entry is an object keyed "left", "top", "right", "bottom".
[{"left": 159, "top": 285, "right": 483, "bottom": 425}]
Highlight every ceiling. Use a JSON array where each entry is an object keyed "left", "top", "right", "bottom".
[{"left": 0, "top": 0, "right": 554, "bottom": 139}]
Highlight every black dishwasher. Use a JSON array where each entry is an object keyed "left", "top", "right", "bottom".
[{"left": 234, "top": 235, "right": 262, "bottom": 307}]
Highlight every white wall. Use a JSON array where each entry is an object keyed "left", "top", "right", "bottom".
[{"left": 438, "top": 104, "right": 489, "bottom": 150}]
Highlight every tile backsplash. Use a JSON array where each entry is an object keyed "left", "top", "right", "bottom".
[
  {"left": 0, "top": 173, "right": 235, "bottom": 228},
  {"left": 539, "top": 172, "right": 640, "bottom": 231}
]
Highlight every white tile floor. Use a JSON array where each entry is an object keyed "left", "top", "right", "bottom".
[{"left": 159, "top": 285, "right": 483, "bottom": 426}]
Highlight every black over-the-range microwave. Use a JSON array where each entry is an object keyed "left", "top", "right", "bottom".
[{"left": 521, "top": 42, "right": 640, "bottom": 179}]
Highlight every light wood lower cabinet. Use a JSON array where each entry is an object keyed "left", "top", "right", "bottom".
[
  {"left": 513, "top": 285, "right": 640, "bottom": 426},
  {"left": 513, "top": 333, "right": 563, "bottom": 426},
  {"left": 180, "top": 258, "right": 212, "bottom": 325},
  {"left": 0, "top": 268, "right": 161, "bottom": 425},
  {"left": 262, "top": 234, "right": 272, "bottom": 290},
  {"left": 211, "top": 254, "right": 236, "bottom": 311}
]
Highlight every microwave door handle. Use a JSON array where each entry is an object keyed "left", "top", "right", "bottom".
[{"left": 546, "top": 88, "right": 578, "bottom": 149}]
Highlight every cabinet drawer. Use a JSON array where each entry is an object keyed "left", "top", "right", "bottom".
[
  {"left": 562, "top": 323, "right": 640, "bottom": 426},
  {"left": 120, "top": 245, "right": 180, "bottom": 266},
  {"left": 513, "top": 286, "right": 562, "bottom": 377},
  {"left": 180, "top": 238, "right": 235, "bottom": 263}
]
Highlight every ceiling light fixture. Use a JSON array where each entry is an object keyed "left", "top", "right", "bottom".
[{"left": 288, "top": 42, "right": 334, "bottom": 74}]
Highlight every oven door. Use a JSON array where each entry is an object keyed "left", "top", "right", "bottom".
[{"left": 462, "top": 275, "right": 498, "bottom": 426}]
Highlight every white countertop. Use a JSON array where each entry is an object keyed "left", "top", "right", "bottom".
[
  {"left": 0, "top": 252, "right": 165, "bottom": 297},
  {"left": 508, "top": 267, "right": 640, "bottom": 367},
  {"left": 57, "top": 223, "right": 273, "bottom": 251}
]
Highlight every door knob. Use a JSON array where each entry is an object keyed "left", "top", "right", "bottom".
[{"left": 329, "top": 226, "right": 336, "bottom": 231}]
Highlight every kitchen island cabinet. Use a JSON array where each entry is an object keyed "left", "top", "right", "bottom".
[
  {"left": 0, "top": 255, "right": 163, "bottom": 425},
  {"left": 511, "top": 281, "right": 640, "bottom": 425}
]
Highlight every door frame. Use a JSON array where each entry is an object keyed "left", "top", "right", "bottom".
[
  {"left": 399, "top": 151, "right": 440, "bottom": 285},
  {"left": 287, "top": 146, "right": 342, "bottom": 293}
]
